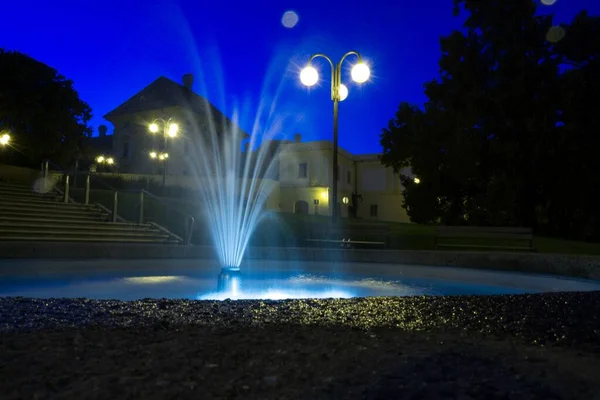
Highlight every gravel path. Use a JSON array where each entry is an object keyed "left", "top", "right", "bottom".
[{"left": 1, "top": 292, "right": 599, "bottom": 399}]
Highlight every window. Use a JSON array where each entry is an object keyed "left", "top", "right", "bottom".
[
  {"left": 122, "top": 142, "right": 130, "bottom": 158},
  {"left": 298, "top": 163, "right": 307, "bottom": 178},
  {"left": 347, "top": 170, "right": 352, "bottom": 184},
  {"left": 294, "top": 200, "right": 309, "bottom": 214},
  {"left": 370, "top": 204, "right": 378, "bottom": 217}
]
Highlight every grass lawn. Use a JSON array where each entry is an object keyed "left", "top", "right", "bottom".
[{"left": 275, "top": 214, "right": 600, "bottom": 256}]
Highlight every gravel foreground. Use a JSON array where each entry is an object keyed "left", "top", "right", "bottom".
[{"left": 1, "top": 292, "right": 600, "bottom": 399}]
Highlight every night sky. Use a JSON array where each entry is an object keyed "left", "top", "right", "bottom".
[{"left": 1, "top": 0, "right": 598, "bottom": 154}]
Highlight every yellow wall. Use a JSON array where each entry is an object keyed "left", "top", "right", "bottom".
[
  {"left": 277, "top": 142, "right": 410, "bottom": 223},
  {"left": 279, "top": 186, "right": 330, "bottom": 215}
]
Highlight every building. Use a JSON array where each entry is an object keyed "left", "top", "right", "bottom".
[
  {"left": 275, "top": 135, "right": 410, "bottom": 223},
  {"left": 103, "top": 74, "right": 247, "bottom": 176},
  {"left": 97, "top": 75, "right": 410, "bottom": 223}
]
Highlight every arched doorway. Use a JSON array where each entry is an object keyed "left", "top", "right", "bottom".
[{"left": 294, "top": 200, "right": 309, "bottom": 214}]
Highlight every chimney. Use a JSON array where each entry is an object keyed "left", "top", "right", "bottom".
[
  {"left": 98, "top": 125, "right": 107, "bottom": 137},
  {"left": 182, "top": 74, "right": 194, "bottom": 90},
  {"left": 293, "top": 133, "right": 302, "bottom": 143}
]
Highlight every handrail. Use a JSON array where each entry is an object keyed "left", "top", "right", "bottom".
[
  {"left": 42, "top": 159, "right": 120, "bottom": 193},
  {"left": 42, "top": 159, "right": 122, "bottom": 221},
  {"left": 41, "top": 159, "right": 194, "bottom": 245},
  {"left": 140, "top": 189, "right": 195, "bottom": 245}
]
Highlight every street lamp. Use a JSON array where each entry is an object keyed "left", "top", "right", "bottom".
[
  {"left": 0, "top": 133, "right": 11, "bottom": 146},
  {"left": 95, "top": 155, "right": 115, "bottom": 173},
  {"left": 148, "top": 118, "right": 178, "bottom": 189},
  {"left": 96, "top": 155, "right": 114, "bottom": 165},
  {"left": 300, "top": 51, "right": 370, "bottom": 223}
]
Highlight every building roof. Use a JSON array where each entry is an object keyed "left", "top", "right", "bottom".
[{"left": 104, "top": 76, "right": 244, "bottom": 135}]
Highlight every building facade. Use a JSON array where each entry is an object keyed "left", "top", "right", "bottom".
[
  {"left": 275, "top": 136, "right": 410, "bottom": 223},
  {"left": 103, "top": 75, "right": 246, "bottom": 177},
  {"left": 97, "top": 75, "right": 411, "bottom": 223}
]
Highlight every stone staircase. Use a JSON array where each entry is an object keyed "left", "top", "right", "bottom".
[{"left": 0, "top": 183, "right": 180, "bottom": 243}]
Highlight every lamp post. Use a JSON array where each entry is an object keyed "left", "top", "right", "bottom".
[
  {"left": 95, "top": 155, "right": 115, "bottom": 172},
  {"left": 148, "top": 118, "right": 178, "bottom": 190},
  {"left": 0, "top": 133, "right": 10, "bottom": 147},
  {"left": 300, "top": 51, "right": 370, "bottom": 223}
]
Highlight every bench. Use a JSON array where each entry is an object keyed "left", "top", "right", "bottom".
[
  {"left": 434, "top": 226, "right": 535, "bottom": 252},
  {"left": 305, "top": 223, "right": 391, "bottom": 249}
]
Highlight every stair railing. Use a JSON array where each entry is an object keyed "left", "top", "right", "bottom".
[
  {"left": 41, "top": 160, "right": 195, "bottom": 244},
  {"left": 41, "top": 159, "right": 121, "bottom": 222},
  {"left": 139, "top": 189, "right": 195, "bottom": 245}
]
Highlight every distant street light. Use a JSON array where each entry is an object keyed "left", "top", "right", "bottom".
[
  {"left": 149, "top": 118, "right": 178, "bottom": 190},
  {"left": 96, "top": 155, "right": 114, "bottom": 165},
  {"left": 0, "top": 133, "right": 11, "bottom": 146},
  {"left": 414, "top": 177, "right": 421, "bottom": 184},
  {"left": 300, "top": 51, "right": 371, "bottom": 223}
]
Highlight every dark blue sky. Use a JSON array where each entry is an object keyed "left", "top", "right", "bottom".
[{"left": 1, "top": 0, "right": 598, "bottom": 154}]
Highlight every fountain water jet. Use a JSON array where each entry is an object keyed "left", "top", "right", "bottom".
[{"left": 184, "top": 61, "right": 294, "bottom": 273}]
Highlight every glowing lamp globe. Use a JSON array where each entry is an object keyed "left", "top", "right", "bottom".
[
  {"left": 149, "top": 123, "right": 159, "bottom": 133},
  {"left": 300, "top": 66, "right": 319, "bottom": 87},
  {"left": 351, "top": 63, "right": 370, "bottom": 84},
  {"left": 168, "top": 123, "right": 179, "bottom": 137},
  {"left": 339, "top": 84, "right": 349, "bottom": 101},
  {"left": 0, "top": 133, "right": 10, "bottom": 145}
]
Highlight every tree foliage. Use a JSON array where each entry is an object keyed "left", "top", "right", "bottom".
[
  {"left": 381, "top": 1, "right": 600, "bottom": 240},
  {"left": 0, "top": 49, "right": 92, "bottom": 167}
]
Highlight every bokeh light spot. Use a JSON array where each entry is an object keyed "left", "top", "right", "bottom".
[
  {"left": 546, "top": 26, "right": 566, "bottom": 43},
  {"left": 282, "top": 11, "right": 299, "bottom": 28}
]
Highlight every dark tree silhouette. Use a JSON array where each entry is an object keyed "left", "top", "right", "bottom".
[
  {"left": 381, "top": 1, "right": 600, "bottom": 240},
  {"left": 0, "top": 49, "right": 92, "bottom": 167}
]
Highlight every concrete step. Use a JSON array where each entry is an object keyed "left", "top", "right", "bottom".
[
  {"left": 0, "top": 183, "right": 38, "bottom": 191},
  {"left": 0, "top": 215, "right": 148, "bottom": 227},
  {"left": 0, "top": 228, "right": 168, "bottom": 239},
  {"left": 0, "top": 210, "right": 107, "bottom": 222},
  {"left": 0, "top": 203, "right": 103, "bottom": 215},
  {"left": 0, "top": 196, "right": 95, "bottom": 209},
  {"left": 0, "top": 189, "right": 62, "bottom": 201},
  {"left": 0, "top": 235, "right": 177, "bottom": 243},
  {"left": 0, "top": 221, "right": 156, "bottom": 232},
  {"left": 0, "top": 210, "right": 106, "bottom": 222},
  {"left": 0, "top": 184, "right": 54, "bottom": 195}
]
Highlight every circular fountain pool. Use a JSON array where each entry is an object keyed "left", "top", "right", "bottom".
[{"left": 0, "top": 259, "right": 598, "bottom": 301}]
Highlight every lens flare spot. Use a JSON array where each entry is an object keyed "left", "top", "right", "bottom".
[
  {"left": 281, "top": 11, "right": 299, "bottom": 28},
  {"left": 546, "top": 26, "right": 566, "bottom": 43}
]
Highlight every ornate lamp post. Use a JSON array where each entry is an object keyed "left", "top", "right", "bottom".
[
  {"left": 299, "top": 51, "right": 370, "bottom": 223},
  {"left": 148, "top": 118, "right": 178, "bottom": 189}
]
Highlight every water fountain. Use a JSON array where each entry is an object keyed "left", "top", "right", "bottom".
[{"left": 182, "top": 74, "right": 288, "bottom": 297}]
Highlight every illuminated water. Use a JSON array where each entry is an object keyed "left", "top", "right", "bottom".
[
  {"left": 184, "top": 52, "right": 296, "bottom": 269},
  {"left": 1, "top": 260, "right": 599, "bottom": 301}
]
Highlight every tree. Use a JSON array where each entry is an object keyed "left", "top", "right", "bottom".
[
  {"left": 548, "top": 11, "right": 600, "bottom": 239},
  {"left": 0, "top": 49, "right": 92, "bottom": 167},
  {"left": 381, "top": 1, "right": 600, "bottom": 240}
]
